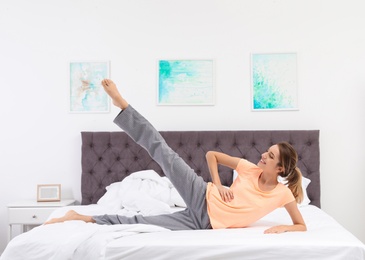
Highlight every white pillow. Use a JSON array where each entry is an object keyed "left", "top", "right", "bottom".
[
  {"left": 233, "top": 170, "right": 311, "bottom": 206},
  {"left": 300, "top": 176, "right": 311, "bottom": 206},
  {"left": 97, "top": 169, "right": 187, "bottom": 212},
  {"left": 96, "top": 181, "right": 124, "bottom": 211},
  {"left": 278, "top": 175, "right": 311, "bottom": 207}
]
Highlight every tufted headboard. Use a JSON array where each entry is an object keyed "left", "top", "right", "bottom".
[{"left": 81, "top": 130, "right": 320, "bottom": 207}]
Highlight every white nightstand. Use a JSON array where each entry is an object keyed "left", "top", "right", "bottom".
[{"left": 7, "top": 199, "right": 75, "bottom": 242}]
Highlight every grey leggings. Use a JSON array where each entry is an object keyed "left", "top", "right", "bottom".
[{"left": 93, "top": 105, "right": 211, "bottom": 230}]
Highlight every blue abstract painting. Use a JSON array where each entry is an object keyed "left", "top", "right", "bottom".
[
  {"left": 251, "top": 53, "right": 298, "bottom": 111},
  {"left": 70, "top": 61, "right": 110, "bottom": 112},
  {"left": 158, "top": 60, "right": 214, "bottom": 105}
]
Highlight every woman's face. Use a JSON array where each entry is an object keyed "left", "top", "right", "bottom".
[{"left": 257, "top": 144, "right": 283, "bottom": 174}]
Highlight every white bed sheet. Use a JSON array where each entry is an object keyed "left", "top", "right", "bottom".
[
  {"left": 104, "top": 205, "right": 365, "bottom": 260},
  {"left": 2, "top": 205, "right": 365, "bottom": 260}
]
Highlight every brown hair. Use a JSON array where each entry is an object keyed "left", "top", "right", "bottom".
[{"left": 277, "top": 142, "right": 303, "bottom": 204}]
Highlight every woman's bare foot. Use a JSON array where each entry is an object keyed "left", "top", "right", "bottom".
[
  {"left": 44, "top": 210, "right": 95, "bottom": 225},
  {"left": 101, "top": 79, "right": 129, "bottom": 109}
]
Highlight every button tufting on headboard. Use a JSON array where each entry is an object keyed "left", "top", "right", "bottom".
[{"left": 81, "top": 130, "right": 320, "bottom": 207}]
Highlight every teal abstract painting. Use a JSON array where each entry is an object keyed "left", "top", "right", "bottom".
[
  {"left": 158, "top": 60, "right": 214, "bottom": 105},
  {"left": 70, "top": 61, "right": 110, "bottom": 113},
  {"left": 251, "top": 53, "right": 298, "bottom": 111}
]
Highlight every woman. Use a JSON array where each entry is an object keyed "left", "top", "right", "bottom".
[{"left": 46, "top": 79, "right": 306, "bottom": 234}]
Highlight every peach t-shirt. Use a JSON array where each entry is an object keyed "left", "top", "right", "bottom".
[{"left": 206, "top": 159, "right": 295, "bottom": 229}]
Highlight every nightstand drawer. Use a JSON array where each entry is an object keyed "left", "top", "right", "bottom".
[{"left": 8, "top": 208, "right": 55, "bottom": 225}]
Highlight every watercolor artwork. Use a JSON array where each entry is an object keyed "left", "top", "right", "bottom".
[
  {"left": 70, "top": 61, "right": 110, "bottom": 113},
  {"left": 158, "top": 60, "right": 214, "bottom": 105},
  {"left": 251, "top": 53, "right": 298, "bottom": 111}
]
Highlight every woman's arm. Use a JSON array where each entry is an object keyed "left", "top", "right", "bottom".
[
  {"left": 264, "top": 201, "right": 307, "bottom": 234},
  {"left": 205, "top": 151, "right": 241, "bottom": 202}
]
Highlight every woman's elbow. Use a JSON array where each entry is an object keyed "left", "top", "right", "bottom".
[
  {"left": 206, "top": 151, "right": 215, "bottom": 159},
  {"left": 301, "top": 223, "right": 307, "bottom": 232}
]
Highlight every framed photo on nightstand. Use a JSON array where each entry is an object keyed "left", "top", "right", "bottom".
[{"left": 37, "top": 184, "right": 61, "bottom": 202}]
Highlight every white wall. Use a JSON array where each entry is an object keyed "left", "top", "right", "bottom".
[{"left": 1, "top": 0, "right": 364, "bottom": 253}]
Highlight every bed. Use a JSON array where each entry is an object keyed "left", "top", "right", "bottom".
[{"left": 2, "top": 130, "right": 365, "bottom": 260}]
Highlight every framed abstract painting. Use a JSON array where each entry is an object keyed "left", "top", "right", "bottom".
[
  {"left": 251, "top": 53, "right": 298, "bottom": 111},
  {"left": 69, "top": 61, "right": 110, "bottom": 113},
  {"left": 158, "top": 59, "right": 215, "bottom": 105}
]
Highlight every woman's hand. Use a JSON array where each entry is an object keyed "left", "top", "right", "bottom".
[
  {"left": 264, "top": 222, "right": 307, "bottom": 234},
  {"left": 264, "top": 225, "right": 288, "bottom": 234},
  {"left": 264, "top": 200, "right": 307, "bottom": 234},
  {"left": 217, "top": 185, "right": 234, "bottom": 202},
  {"left": 205, "top": 151, "right": 240, "bottom": 203}
]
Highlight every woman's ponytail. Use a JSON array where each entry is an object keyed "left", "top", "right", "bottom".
[
  {"left": 286, "top": 167, "right": 303, "bottom": 204},
  {"left": 277, "top": 142, "right": 303, "bottom": 204}
]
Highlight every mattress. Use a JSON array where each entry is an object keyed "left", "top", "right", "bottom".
[{"left": 2, "top": 205, "right": 364, "bottom": 260}]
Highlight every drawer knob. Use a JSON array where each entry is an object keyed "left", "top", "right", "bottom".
[{"left": 32, "top": 215, "right": 37, "bottom": 219}]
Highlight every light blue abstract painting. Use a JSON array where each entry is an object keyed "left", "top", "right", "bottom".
[
  {"left": 158, "top": 60, "right": 214, "bottom": 105},
  {"left": 70, "top": 61, "right": 110, "bottom": 112},
  {"left": 251, "top": 53, "right": 298, "bottom": 111}
]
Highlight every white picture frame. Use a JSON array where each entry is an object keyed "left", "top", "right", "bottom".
[
  {"left": 69, "top": 60, "right": 111, "bottom": 113},
  {"left": 37, "top": 184, "right": 61, "bottom": 202},
  {"left": 251, "top": 53, "right": 299, "bottom": 111},
  {"left": 157, "top": 59, "right": 215, "bottom": 106}
]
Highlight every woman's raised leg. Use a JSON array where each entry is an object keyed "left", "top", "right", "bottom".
[{"left": 101, "top": 79, "right": 210, "bottom": 229}]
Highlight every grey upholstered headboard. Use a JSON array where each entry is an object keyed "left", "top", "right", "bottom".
[{"left": 81, "top": 130, "right": 320, "bottom": 207}]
